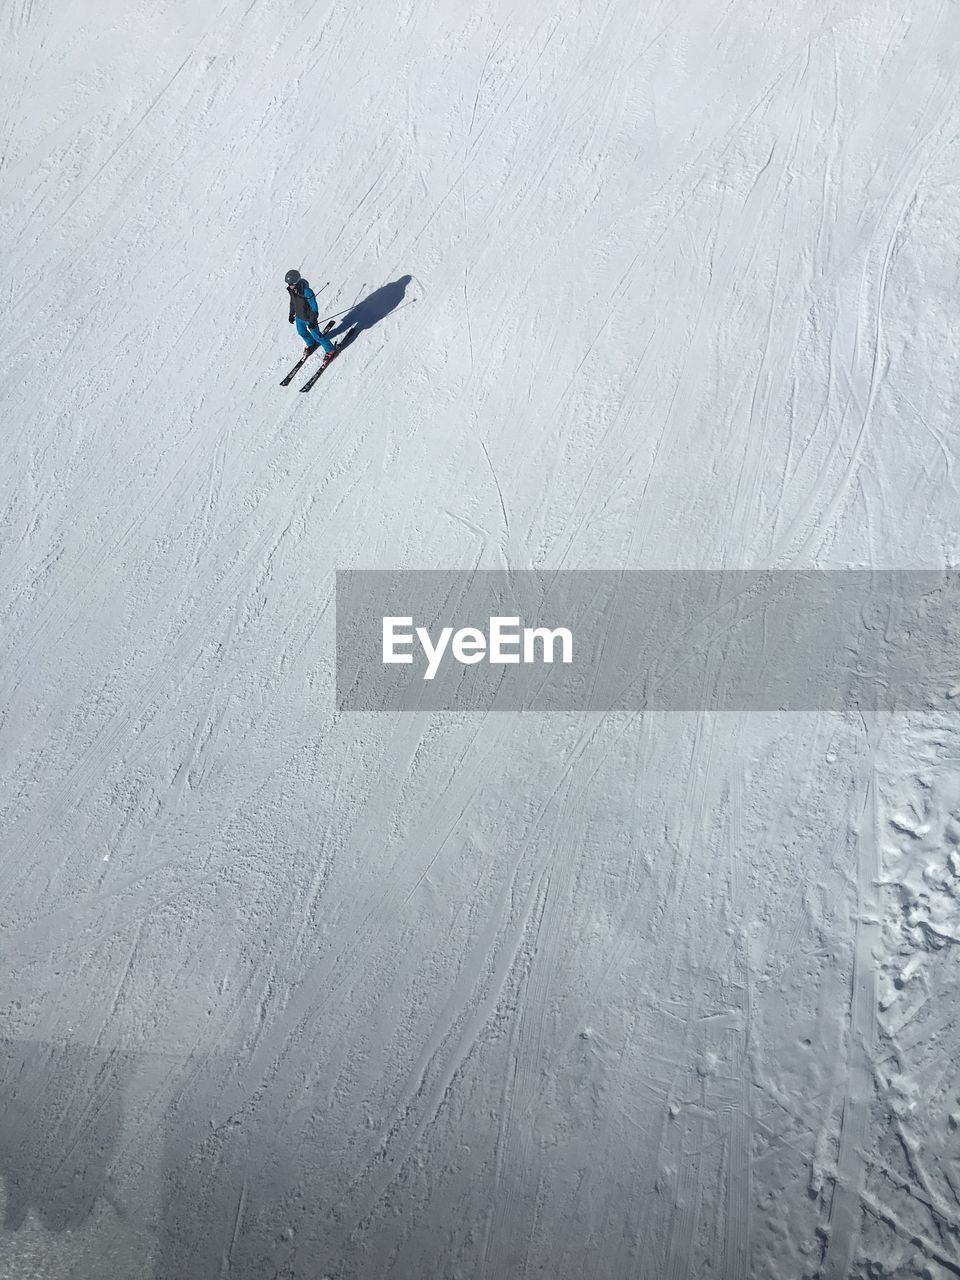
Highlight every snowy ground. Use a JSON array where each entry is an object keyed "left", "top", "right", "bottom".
[{"left": 2, "top": 1, "right": 960, "bottom": 1277}]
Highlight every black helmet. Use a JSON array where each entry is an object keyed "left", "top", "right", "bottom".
[{"left": 284, "top": 269, "right": 301, "bottom": 285}]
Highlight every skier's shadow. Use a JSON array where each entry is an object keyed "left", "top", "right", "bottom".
[{"left": 330, "top": 275, "right": 412, "bottom": 340}]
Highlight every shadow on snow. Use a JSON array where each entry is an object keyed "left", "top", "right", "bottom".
[{"left": 329, "top": 274, "right": 412, "bottom": 339}]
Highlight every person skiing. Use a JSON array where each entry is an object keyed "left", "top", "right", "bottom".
[{"left": 285, "top": 269, "right": 335, "bottom": 359}]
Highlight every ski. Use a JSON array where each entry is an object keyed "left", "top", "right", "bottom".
[
  {"left": 281, "top": 350, "right": 313, "bottom": 386},
  {"left": 280, "top": 321, "right": 336, "bottom": 385},
  {"left": 299, "top": 327, "right": 359, "bottom": 393}
]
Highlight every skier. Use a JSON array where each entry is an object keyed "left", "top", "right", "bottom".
[{"left": 285, "top": 269, "right": 335, "bottom": 359}]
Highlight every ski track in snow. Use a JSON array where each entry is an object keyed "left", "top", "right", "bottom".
[{"left": 2, "top": 0, "right": 960, "bottom": 1277}]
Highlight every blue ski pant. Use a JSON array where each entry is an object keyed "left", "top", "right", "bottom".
[{"left": 296, "top": 317, "right": 334, "bottom": 354}]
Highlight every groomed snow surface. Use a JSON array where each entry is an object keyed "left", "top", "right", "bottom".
[{"left": 2, "top": 2, "right": 960, "bottom": 1277}]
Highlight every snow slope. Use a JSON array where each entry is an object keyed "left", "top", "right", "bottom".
[{"left": 2, "top": 1, "right": 960, "bottom": 1276}]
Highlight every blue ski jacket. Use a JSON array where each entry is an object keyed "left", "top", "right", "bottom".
[{"left": 287, "top": 278, "right": 319, "bottom": 324}]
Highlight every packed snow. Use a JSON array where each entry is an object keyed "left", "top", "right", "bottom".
[{"left": 2, "top": 1, "right": 960, "bottom": 1277}]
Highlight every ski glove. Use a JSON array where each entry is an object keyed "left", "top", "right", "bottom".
[{"left": 288, "top": 314, "right": 294, "bottom": 324}]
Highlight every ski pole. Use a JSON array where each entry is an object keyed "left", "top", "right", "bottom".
[{"left": 317, "top": 304, "right": 356, "bottom": 325}]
